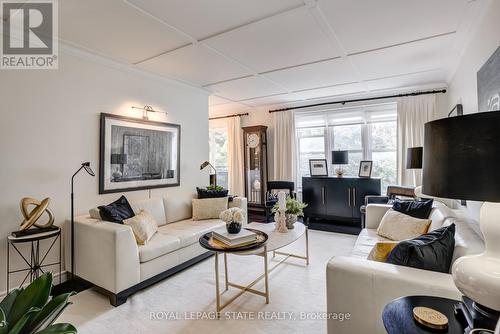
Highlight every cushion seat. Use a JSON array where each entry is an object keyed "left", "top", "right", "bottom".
[
  {"left": 138, "top": 219, "right": 226, "bottom": 262},
  {"left": 138, "top": 233, "right": 181, "bottom": 263},
  {"left": 351, "top": 228, "right": 390, "bottom": 259},
  {"left": 159, "top": 218, "right": 226, "bottom": 247}
]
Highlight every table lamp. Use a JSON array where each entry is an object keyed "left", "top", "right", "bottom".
[
  {"left": 406, "top": 147, "right": 423, "bottom": 169},
  {"left": 200, "top": 161, "right": 217, "bottom": 186},
  {"left": 406, "top": 146, "right": 423, "bottom": 187},
  {"left": 332, "top": 150, "right": 349, "bottom": 177},
  {"left": 422, "top": 111, "right": 500, "bottom": 329}
]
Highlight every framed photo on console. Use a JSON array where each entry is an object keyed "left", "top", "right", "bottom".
[
  {"left": 359, "top": 161, "right": 373, "bottom": 178},
  {"left": 99, "top": 113, "right": 180, "bottom": 194},
  {"left": 309, "top": 159, "right": 328, "bottom": 177}
]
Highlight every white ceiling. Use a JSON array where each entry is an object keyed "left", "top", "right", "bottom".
[{"left": 57, "top": 0, "right": 487, "bottom": 114}]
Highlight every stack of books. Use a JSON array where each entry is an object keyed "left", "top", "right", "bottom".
[{"left": 213, "top": 229, "right": 257, "bottom": 247}]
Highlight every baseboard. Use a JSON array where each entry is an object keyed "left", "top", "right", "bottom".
[{"left": 1, "top": 270, "right": 69, "bottom": 298}]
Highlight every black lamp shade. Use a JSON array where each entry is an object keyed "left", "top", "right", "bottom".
[
  {"left": 422, "top": 111, "right": 500, "bottom": 202},
  {"left": 406, "top": 147, "right": 423, "bottom": 169},
  {"left": 200, "top": 161, "right": 210, "bottom": 170},
  {"left": 81, "top": 162, "right": 95, "bottom": 177},
  {"left": 332, "top": 150, "right": 349, "bottom": 165}
]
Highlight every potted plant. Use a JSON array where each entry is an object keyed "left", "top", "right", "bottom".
[
  {"left": 196, "top": 185, "right": 229, "bottom": 198},
  {"left": 273, "top": 198, "right": 308, "bottom": 229},
  {"left": 219, "top": 207, "right": 246, "bottom": 234},
  {"left": 0, "top": 272, "right": 76, "bottom": 334}
]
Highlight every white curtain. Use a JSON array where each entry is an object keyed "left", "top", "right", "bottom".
[
  {"left": 273, "top": 110, "right": 296, "bottom": 182},
  {"left": 397, "top": 95, "right": 436, "bottom": 186},
  {"left": 227, "top": 117, "right": 244, "bottom": 196}
]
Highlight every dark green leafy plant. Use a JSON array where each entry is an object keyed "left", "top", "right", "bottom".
[
  {"left": 0, "top": 273, "right": 76, "bottom": 334},
  {"left": 206, "top": 185, "right": 225, "bottom": 191},
  {"left": 272, "top": 198, "right": 308, "bottom": 216}
]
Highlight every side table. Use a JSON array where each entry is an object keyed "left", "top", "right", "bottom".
[
  {"left": 383, "top": 296, "right": 466, "bottom": 333},
  {"left": 6, "top": 228, "right": 62, "bottom": 293}
]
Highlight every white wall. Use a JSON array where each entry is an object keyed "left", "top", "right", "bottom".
[
  {"left": 0, "top": 46, "right": 209, "bottom": 293},
  {"left": 446, "top": 0, "right": 500, "bottom": 114},
  {"left": 444, "top": 0, "right": 500, "bottom": 220}
]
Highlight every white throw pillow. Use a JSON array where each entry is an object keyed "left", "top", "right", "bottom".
[
  {"left": 192, "top": 197, "right": 228, "bottom": 221},
  {"left": 123, "top": 210, "right": 158, "bottom": 245},
  {"left": 89, "top": 207, "right": 102, "bottom": 220},
  {"left": 377, "top": 209, "right": 431, "bottom": 241}
]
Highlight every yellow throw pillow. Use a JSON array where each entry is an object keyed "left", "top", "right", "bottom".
[
  {"left": 192, "top": 197, "right": 228, "bottom": 221},
  {"left": 368, "top": 241, "right": 400, "bottom": 262},
  {"left": 123, "top": 209, "right": 158, "bottom": 245},
  {"left": 377, "top": 209, "right": 431, "bottom": 241}
]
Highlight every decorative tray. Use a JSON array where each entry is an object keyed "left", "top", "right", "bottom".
[{"left": 199, "top": 228, "right": 268, "bottom": 252}]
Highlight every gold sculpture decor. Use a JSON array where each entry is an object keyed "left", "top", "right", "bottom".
[{"left": 19, "top": 197, "right": 55, "bottom": 231}]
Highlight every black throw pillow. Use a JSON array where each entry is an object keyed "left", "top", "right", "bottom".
[
  {"left": 392, "top": 198, "right": 434, "bottom": 219},
  {"left": 196, "top": 187, "right": 229, "bottom": 199},
  {"left": 387, "top": 224, "right": 456, "bottom": 273},
  {"left": 98, "top": 195, "right": 135, "bottom": 223}
]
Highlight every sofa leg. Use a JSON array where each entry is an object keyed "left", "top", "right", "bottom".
[{"left": 110, "top": 293, "right": 128, "bottom": 307}]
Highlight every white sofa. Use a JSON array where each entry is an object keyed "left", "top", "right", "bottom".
[
  {"left": 69, "top": 196, "right": 247, "bottom": 306},
  {"left": 326, "top": 201, "right": 485, "bottom": 334}
]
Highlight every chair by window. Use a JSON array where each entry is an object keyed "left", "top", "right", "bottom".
[
  {"left": 360, "top": 185, "right": 416, "bottom": 227},
  {"left": 265, "top": 181, "right": 296, "bottom": 223}
]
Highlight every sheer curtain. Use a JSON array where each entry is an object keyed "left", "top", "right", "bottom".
[
  {"left": 397, "top": 95, "right": 436, "bottom": 186},
  {"left": 227, "top": 117, "right": 244, "bottom": 196},
  {"left": 273, "top": 110, "right": 296, "bottom": 182}
]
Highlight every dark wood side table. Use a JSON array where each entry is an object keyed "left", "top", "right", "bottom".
[
  {"left": 383, "top": 296, "right": 466, "bottom": 334},
  {"left": 6, "top": 228, "right": 62, "bottom": 293}
]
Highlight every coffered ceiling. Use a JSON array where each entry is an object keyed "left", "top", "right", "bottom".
[{"left": 57, "top": 0, "right": 487, "bottom": 114}]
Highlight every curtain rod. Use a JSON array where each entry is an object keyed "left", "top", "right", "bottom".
[
  {"left": 268, "top": 89, "right": 447, "bottom": 113},
  {"left": 209, "top": 113, "right": 249, "bottom": 120}
]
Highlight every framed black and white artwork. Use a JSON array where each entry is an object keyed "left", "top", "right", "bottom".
[
  {"left": 478, "top": 46, "right": 500, "bottom": 112},
  {"left": 358, "top": 161, "right": 373, "bottom": 178},
  {"left": 99, "top": 113, "right": 180, "bottom": 194},
  {"left": 309, "top": 159, "right": 328, "bottom": 177}
]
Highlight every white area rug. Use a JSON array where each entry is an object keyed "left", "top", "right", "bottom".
[{"left": 59, "top": 230, "right": 356, "bottom": 334}]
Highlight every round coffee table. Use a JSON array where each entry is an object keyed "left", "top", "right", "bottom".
[{"left": 199, "top": 222, "right": 309, "bottom": 314}]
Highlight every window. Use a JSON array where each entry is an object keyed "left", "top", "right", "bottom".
[
  {"left": 332, "top": 123, "right": 363, "bottom": 177},
  {"left": 297, "top": 127, "right": 326, "bottom": 181},
  {"left": 295, "top": 103, "right": 397, "bottom": 192},
  {"left": 208, "top": 121, "right": 228, "bottom": 189},
  {"left": 369, "top": 121, "right": 397, "bottom": 191}
]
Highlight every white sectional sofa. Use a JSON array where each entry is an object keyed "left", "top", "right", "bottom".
[
  {"left": 326, "top": 201, "right": 485, "bottom": 334},
  {"left": 69, "top": 196, "right": 247, "bottom": 306}
]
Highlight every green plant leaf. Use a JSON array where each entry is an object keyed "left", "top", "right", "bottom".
[
  {"left": 0, "top": 289, "right": 21, "bottom": 321},
  {"left": 8, "top": 273, "right": 52, "bottom": 328},
  {"left": 7, "top": 307, "right": 40, "bottom": 334},
  {"left": 0, "top": 308, "right": 7, "bottom": 334},
  {"left": 35, "top": 323, "right": 77, "bottom": 334},
  {"left": 25, "top": 293, "right": 74, "bottom": 334}
]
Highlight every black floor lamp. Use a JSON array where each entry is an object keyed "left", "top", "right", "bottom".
[{"left": 70, "top": 162, "right": 95, "bottom": 282}]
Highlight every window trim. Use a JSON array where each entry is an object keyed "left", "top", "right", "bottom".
[{"left": 295, "top": 104, "right": 397, "bottom": 191}]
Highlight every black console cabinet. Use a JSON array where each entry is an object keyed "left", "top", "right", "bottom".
[{"left": 302, "top": 176, "right": 381, "bottom": 233}]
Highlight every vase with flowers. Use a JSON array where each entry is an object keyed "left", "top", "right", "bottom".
[{"left": 219, "top": 207, "right": 246, "bottom": 234}]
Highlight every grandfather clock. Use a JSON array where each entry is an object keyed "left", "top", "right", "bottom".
[{"left": 242, "top": 126, "right": 268, "bottom": 209}]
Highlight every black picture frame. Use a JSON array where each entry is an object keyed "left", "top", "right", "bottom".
[
  {"left": 477, "top": 46, "right": 500, "bottom": 112},
  {"left": 99, "top": 113, "right": 181, "bottom": 194},
  {"left": 309, "top": 159, "right": 328, "bottom": 177},
  {"left": 359, "top": 161, "right": 373, "bottom": 178}
]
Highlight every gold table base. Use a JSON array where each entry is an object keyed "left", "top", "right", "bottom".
[{"left": 213, "top": 226, "right": 309, "bottom": 316}]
